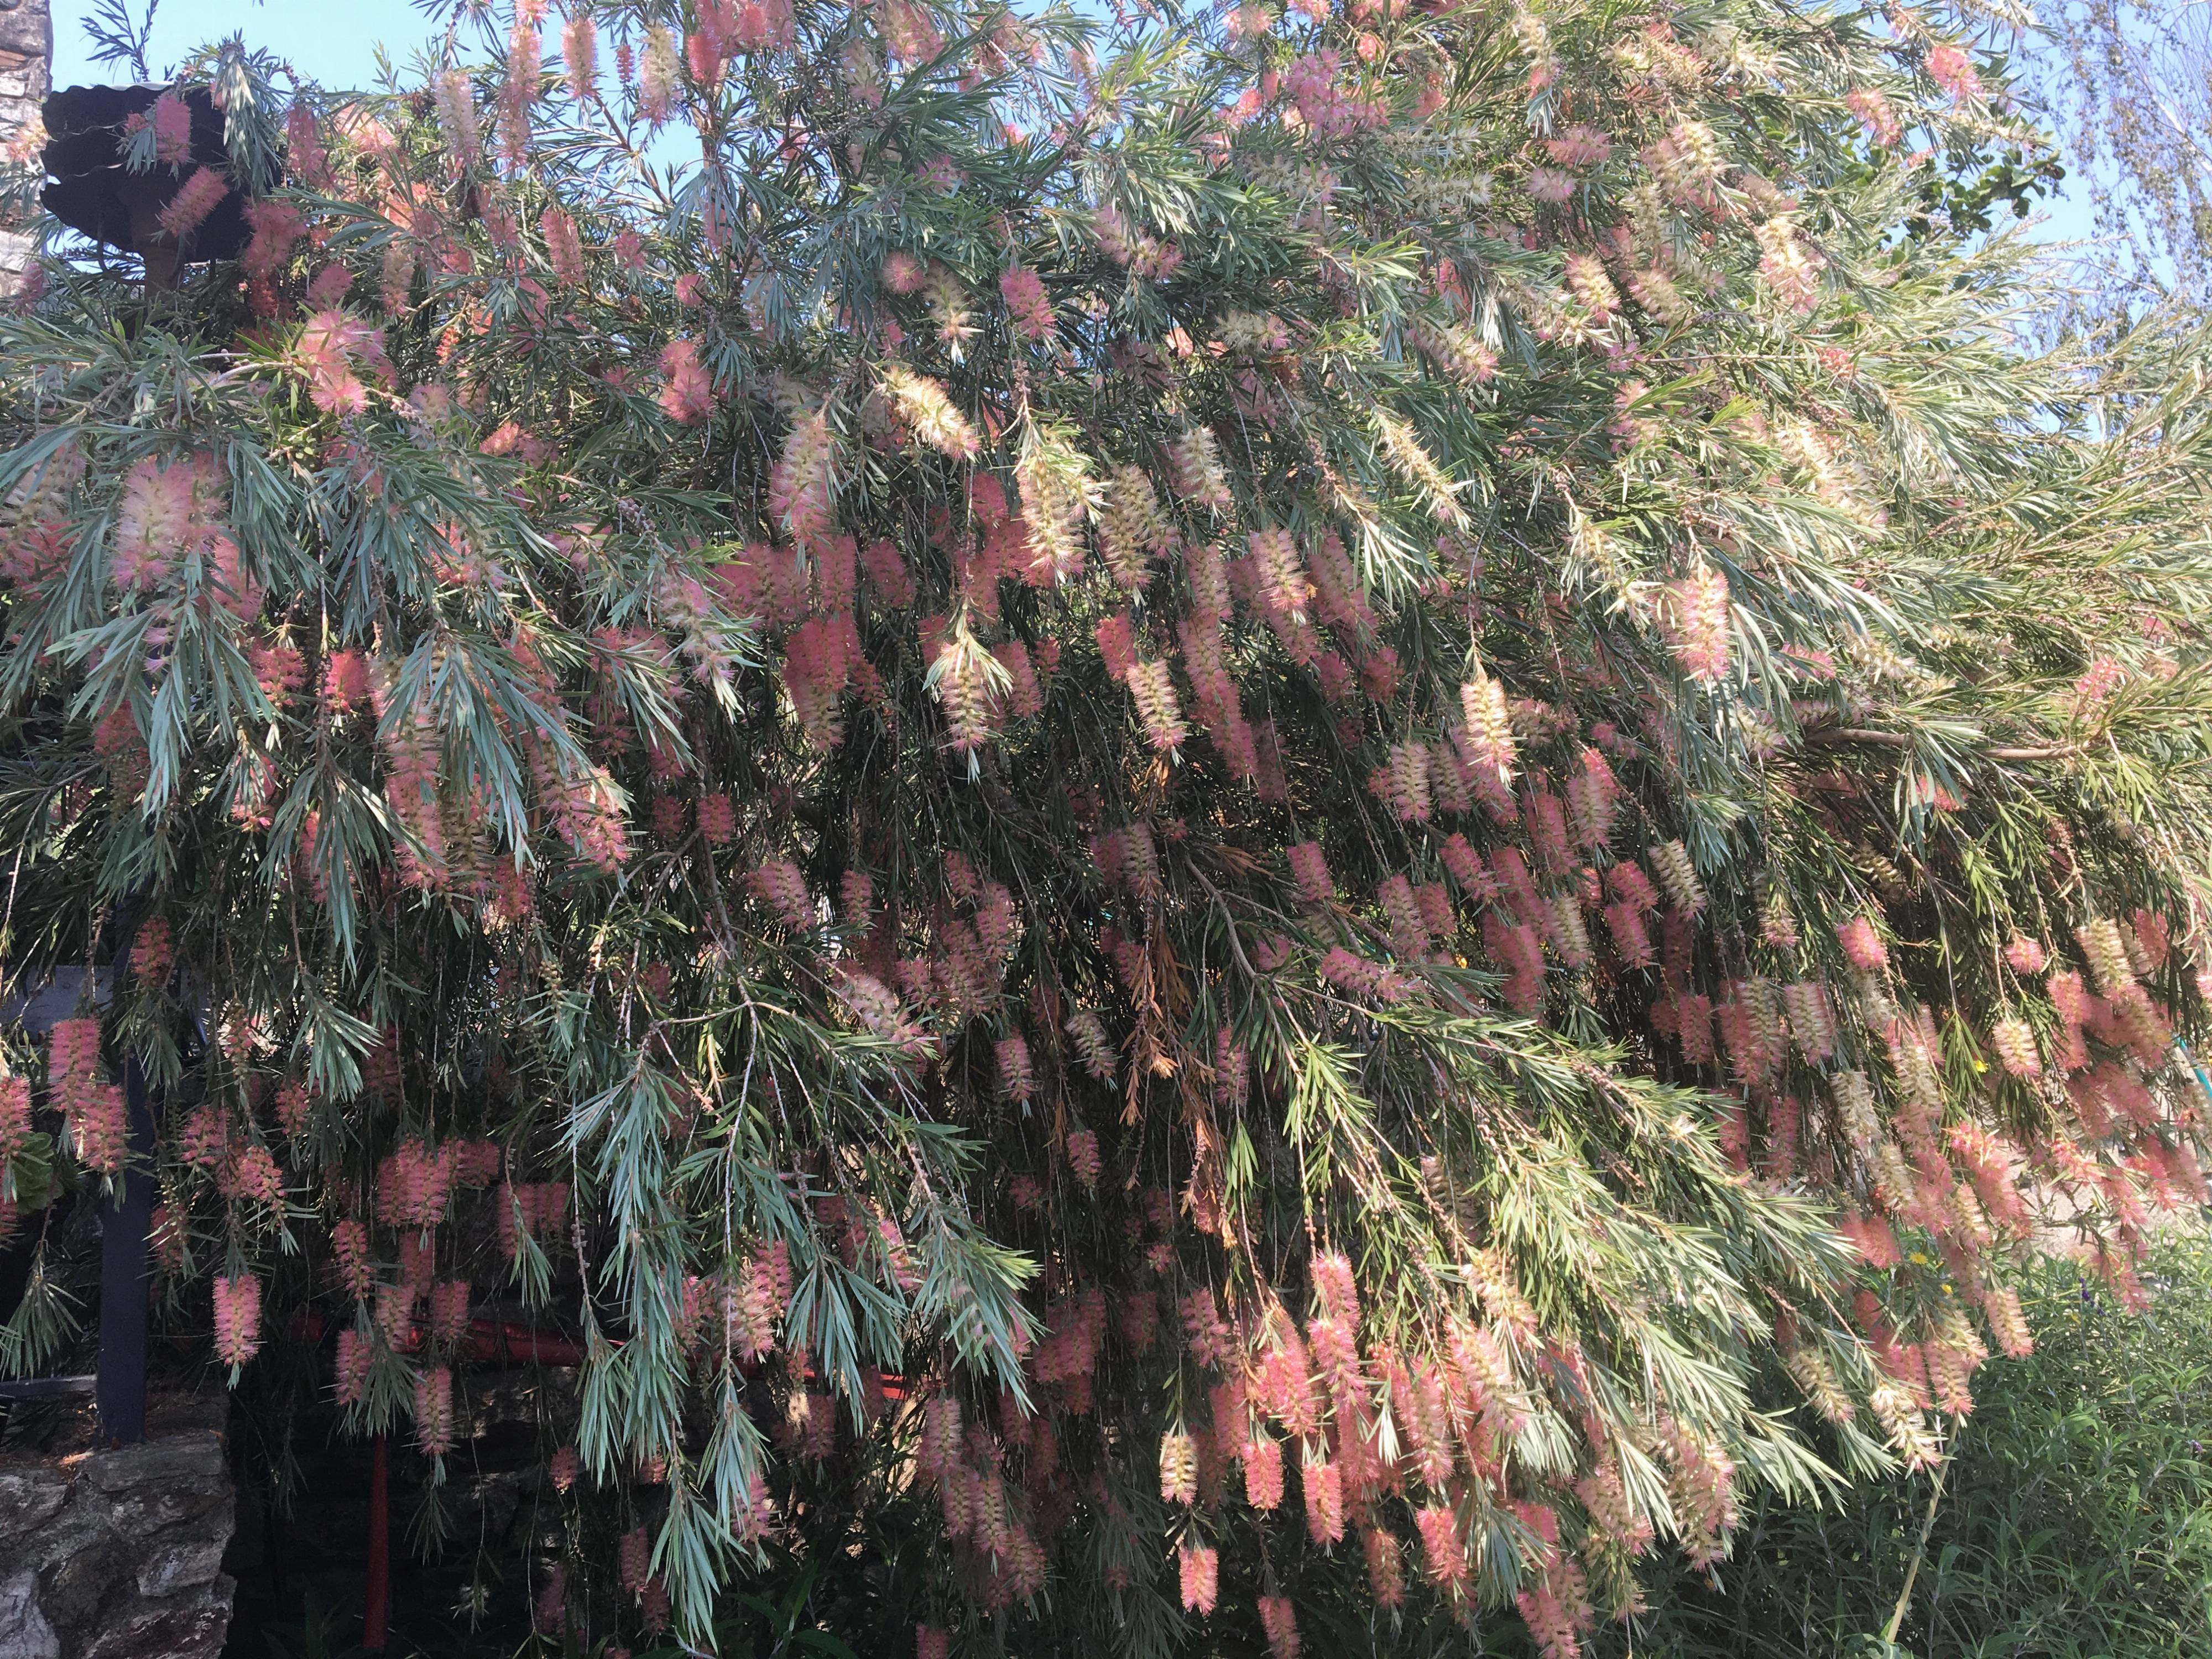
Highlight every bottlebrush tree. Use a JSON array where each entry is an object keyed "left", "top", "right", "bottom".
[{"left": 1, "top": 0, "right": 2210, "bottom": 1655}]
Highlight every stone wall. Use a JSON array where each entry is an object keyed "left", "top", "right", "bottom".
[
  {"left": 0, "top": 0, "right": 48, "bottom": 298},
  {"left": 0, "top": 1400, "right": 237, "bottom": 1659}
]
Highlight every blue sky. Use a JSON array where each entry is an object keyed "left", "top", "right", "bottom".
[
  {"left": 53, "top": 0, "right": 2102, "bottom": 252},
  {"left": 53, "top": 0, "right": 429, "bottom": 89}
]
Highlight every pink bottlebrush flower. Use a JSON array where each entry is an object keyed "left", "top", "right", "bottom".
[
  {"left": 2047, "top": 968, "right": 2090, "bottom": 1026},
  {"left": 1439, "top": 834, "right": 1496, "bottom": 901},
  {"left": 333, "top": 1217, "right": 374, "bottom": 1298},
  {"left": 1378, "top": 873, "right": 1426, "bottom": 958},
  {"left": 549, "top": 1445, "right": 581, "bottom": 1492},
  {"left": 883, "top": 250, "right": 928, "bottom": 294},
  {"left": 0, "top": 1076, "right": 29, "bottom": 1164},
  {"left": 1302, "top": 1455, "right": 1344, "bottom": 1544},
  {"left": 1983, "top": 1285, "right": 2033, "bottom": 1358},
  {"left": 1840, "top": 1209, "right": 1902, "bottom": 1268},
  {"left": 1990, "top": 1016, "right": 2041, "bottom": 1079},
  {"left": 1458, "top": 672, "right": 1517, "bottom": 784},
  {"left": 1258, "top": 1595, "right": 1300, "bottom": 1659},
  {"left": 999, "top": 264, "right": 1055, "bottom": 339},
  {"left": 296, "top": 309, "right": 391, "bottom": 417},
  {"left": 157, "top": 166, "right": 230, "bottom": 241},
  {"left": 1365, "top": 1526, "right": 1406, "bottom": 1607},
  {"left": 1094, "top": 609, "right": 1138, "bottom": 683},
  {"left": 1924, "top": 42, "right": 1980, "bottom": 101},
  {"left": 1528, "top": 789, "right": 1573, "bottom": 873},
  {"left": 1838, "top": 915, "right": 1888, "bottom": 972},
  {"left": 51, "top": 1015, "right": 127, "bottom": 1176},
  {"left": 1564, "top": 252, "right": 1618, "bottom": 321},
  {"left": 321, "top": 648, "right": 372, "bottom": 716},
  {"left": 414, "top": 1366, "right": 456, "bottom": 1457},
  {"left": 1127, "top": 659, "right": 1188, "bottom": 752},
  {"left": 2073, "top": 656, "right": 2125, "bottom": 705},
  {"left": 802, "top": 1390, "right": 836, "bottom": 1459},
  {"left": 430, "top": 1279, "right": 472, "bottom": 1347},
  {"left": 1177, "top": 1543, "right": 1219, "bottom": 1614},
  {"left": 916, "top": 1626, "right": 950, "bottom": 1659},
  {"left": 241, "top": 197, "right": 305, "bottom": 285},
  {"left": 542, "top": 208, "right": 585, "bottom": 285},
  {"left": 1255, "top": 1326, "right": 1318, "bottom": 1434},
  {"left": 1181, "top": 1287, "right": 1236, "bottom": 1368},
  {"left": 1783, "top": 980, "right": 1838, "bottom": 1061},
  {"left": 272, "top": 1079, "right": 312, "bottom": 1141},
  {"left": 619, "top": 1524, "right": 652, "bottom": 1594},
  {"left": 768, "top": 408, "right": 838, "bottom": 548},
  {"left": 1241, "top": 1434, "right": 1285, "bottom": 1509},
  {"left": 1658, "top": 568, "right": 1731, "bottom": 681},
  {"left": 111, "top": 453, "right": 202, "bottom": 591},
  {"left": 430, "top": 70, "right": 482, "bottom": 171},
  {"left": 1517, "top": 1575, "right": 1592, "bottom": 1659},
  {"left": 334, "top": 1328, "right": 372, "bottom": 1404},
  {"left": 839, "top": 869, "right": 875, "bottom": 935},
  {"left": 1384, "top": 742, "right": 1433, "bottom": 822},
  {"left": 1547, "top": 123, "right": 1613, "bottom": 166},
  {"left": 997, "top": 1034, "right": 1034, "bottom": 1102},
  {"left": 181, "top": 1102, "right": 229, "bottom": 1168},
  {"left": 1568, "top": 745, "right": 1620, "bottom": 848},
  {"left": 659, "top": 338, "right": 715, "bottom": 424},
  {"left": 1065, "top": 1127, "right": 1101, "bottom": 1190},
  {"left": 1160, "top": 1430, "right": 1198, "bottom": 1504},
  {"left": 992, "top": 639, "right": 1044, "bottom": 718},
  {"left": 532, "top": 1566, "right": 567, "bottom": 1639},
  {"left": 1287, "top": 841, "right": 1333, "bottom": 904},
  {"left": 212, "top": 1274, "right": 263, "bottom": 1368},
  {"left": 1310, "top": 1251, "right": 1358, "bottom": 1323},
  {"left": 231, "top": 1143, "right": 284, "bottom": 1208},
  {"left": 862, "top": 537, "right": 913, "bottom": 606},
  {"left": 1845, "top": 86, "right": 1902, "bottom": 146},
  {"left": 285, "top": 96, "right": 332, "bottom": 188},
  {"left": 638, "top": 24, "right": 680, "bottom": 122},
  {"left": 1416, "top": 1501, "right": 1470, "bottom": 1592},
  {"left": 374, "top": 1284, "right": 411, "bottom": 1349},
  {"left": 696, "top": 792, "right": 735, "bottom": 844},
  {"left": 1604, "top": 901, "right": 1655, "bottom": 969},
  {"left": 151, "top": 90, "right": 193, "bottom": 164},
  {"left": 2131, "top": 907, "right": 2172, "bottom": 973},
  {"left": 562, "top": 14, "right": 599, "bottom": 100},
  {"left": 247, "top": 640, "right": 307, "bottom": 705},
  {"left": 1661, "top": 1420, "right": 1738, "bottom": 1565},
  {"left": 747, "top": 858, "right": 813, "bottom": 928},
  {"left": 2005, "top": 935, "right": 2047, "bottom": 974},
  {"left": 1247, "top": 527, "right": 1308, "bottom": 623},
  {"left": 1526, "top": 165, "right": 1577, "bottom": 203},
  {"left": 1414, "top": 882, "right": 1457, "bottom": 946}
]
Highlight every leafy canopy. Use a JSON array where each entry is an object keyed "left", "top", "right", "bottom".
[{"left": 1, "top": 0, "right": 2210, "bottom": 1654}]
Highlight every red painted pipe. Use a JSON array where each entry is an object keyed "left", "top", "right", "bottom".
[
  {"left": 376, "top": 1317, "right": 585, "bottom": 1368},
  {"left": 364, "top": 1433, "right": 389, "bottom": 1651}
]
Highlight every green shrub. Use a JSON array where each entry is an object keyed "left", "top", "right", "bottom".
[{"left": 1635, "top": 1244, "right": 2212, "bottom": 1659}]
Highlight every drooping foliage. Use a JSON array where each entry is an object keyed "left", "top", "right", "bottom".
[{"left": 1, "top": 0, "right": 2210, "bottom": 1654}]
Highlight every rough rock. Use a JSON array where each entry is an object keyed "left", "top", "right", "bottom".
[
  {"left": 0, "top": 0, "right": 45, "bottom": 298},
  {"left": 0, "top": 1400, "right": 236, "bottom": 1659}
]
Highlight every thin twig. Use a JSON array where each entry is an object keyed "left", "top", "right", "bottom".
[
  {"left": 1882, "top": 1457, "right": 1951, "bottom": 1646},
  {"left": 1815, "top": 727, "right": 2075, "bottom": 761}
]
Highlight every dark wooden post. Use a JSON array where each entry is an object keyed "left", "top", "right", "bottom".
[
  {"left": 93, "top": 1046, "right": 155, "bottom": 1444},
  {"left": 364, "top": 1433, "right": 390, "bottom": 1650},
  {"left": 93, "top": 909, "right": 153, "bottom": 1446}
]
